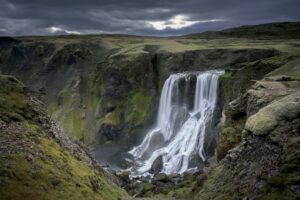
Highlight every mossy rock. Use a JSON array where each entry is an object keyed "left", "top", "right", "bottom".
[
  {"left": 217, "top": 126, "right": 243, "bottom": 161},
  {"left": 155, "top": 173, "right": 169, "bottom": 182},
  {"left": 118, "top": 171, "right": 130, "bottom": 183},
  {"left": 143, "top": 183, "right": 155, "bottom": 192},
  {"left": 266, "top": 58, "right": 300, "bottom": 80},
  {"left": 245, "top": 93, "right": 300, "bottom": 138}
]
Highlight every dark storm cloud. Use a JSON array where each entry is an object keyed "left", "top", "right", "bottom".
[{"left": 0, "top": 0, "right": 299, "bottom": 36}]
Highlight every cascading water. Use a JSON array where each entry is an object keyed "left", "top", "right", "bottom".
[{"left": 129, "top": 70, "right": 223, "bottom": 175}]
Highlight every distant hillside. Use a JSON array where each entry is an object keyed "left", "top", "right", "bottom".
[{"left": 184, "top": 21, "right": 300, "bottom": 39}]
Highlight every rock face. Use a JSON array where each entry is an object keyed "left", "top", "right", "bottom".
[
  {"left": 195, "top": 72, "right": 300, "bottom": 199},
  {"left": 245, "top": 93, "right": 300, "bottom": 137},
  {"left": 0, "top": 39, "right": 158, "bottom": 153},
  {"left": 0, "top": 75, "right": 127, "bottom": 200},
  {"left": 216, "top": 58, "right": 300, "bottom": 161}
]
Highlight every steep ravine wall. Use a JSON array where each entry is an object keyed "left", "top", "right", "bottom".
[{"left": 0, "top": 37, "right": 282, "bottom": 158}]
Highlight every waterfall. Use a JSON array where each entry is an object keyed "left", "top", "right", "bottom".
[{"left": 129, "top": 70, "right": 223, "bottom": 175}]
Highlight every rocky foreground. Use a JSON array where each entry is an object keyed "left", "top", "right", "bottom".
[{"left": 0, "top": 75, "right": 127, "bottom": 200}]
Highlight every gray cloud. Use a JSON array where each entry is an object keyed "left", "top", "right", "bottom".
[{"left": 0, "top": 0, "right": 299, "bottom": 36}]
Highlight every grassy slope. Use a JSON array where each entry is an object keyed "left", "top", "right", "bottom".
[
  {"left": 18, "top": 33, "right": 300, "bottom": 55},
  {"left": 0, "top": 75, "right": 128, "bottom": 200}
]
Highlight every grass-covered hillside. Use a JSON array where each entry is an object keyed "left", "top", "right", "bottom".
[
  {"left": 184, "top": 22, "right": 300, "bottom": 39},
  {"left": 0, "top": 75, "right": 128, "bottom": 200}
]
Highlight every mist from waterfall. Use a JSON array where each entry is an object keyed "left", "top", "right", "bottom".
[{"left": 129, "top": 70, "right": 223, "bottom": 175}]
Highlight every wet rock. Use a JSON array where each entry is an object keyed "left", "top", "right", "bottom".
[
  {"left": 169, "top": 173, "right": 182, "bottom": 185},
  {"left": 128, "top": 180, "right": 144, "bottom": 196},
  {"left": 100, "top": 123, "right": 120, "bottom": 141},
  {"left": 142, "top": 182, "right": 154, "bottom": 193},
  {"left": 140, "top": 175, "right": 151, "bottom": 183},
  {"left": 150, "top": 156, "right": 163, "bottom": 175},
  {"left": 154, "top": 172, "right": 169, "bottom": 182},
  {"left": 119, "top": 171, "right": 130, "bottom": 183}
]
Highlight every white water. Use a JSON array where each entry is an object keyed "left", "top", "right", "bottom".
[{"left": 129, "top": 70, "right": 223, "bottom": 175}]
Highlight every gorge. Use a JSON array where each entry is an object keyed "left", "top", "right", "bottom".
[{"left": 0, "top": 22, "right": 300, "bottom": 200}]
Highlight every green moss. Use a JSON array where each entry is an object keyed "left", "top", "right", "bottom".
[
  {"left": 0, "top": 75, "right": 33, "bottom": 122},
  {"left": 195, "top": 165, "right": 239, "bottom": 200},
  {"left": 125, "top": 90, "right": 152, "bottom": 125},
  {"left": 220, "top": 71, "right": 232, "bottom": 78},
  {"left": 168, "top": 187, "right": 192, "bottom": 199},
  {"left": 95, "top": 89, "right": 152, "bottom": 144},
  {"left": 101, "top": 109, "right": 121, "bottom": 126},
  {"left": 60, "top": 109, "right": 85, "bottom": 141},
  {"left": 219, "top": 74, "right": 235, "bottom": 105},
  {"left": 143, "top": 183, "right": 154, "bottom": 192},
  {"left": 256, "top": 175, "right": 294, "bottom": 200},
  {"left": 0, "top": 74, "right": 128, "bottom": 199},
  {"left": 217, "top": 126, "right": 243, "bottom": 161},
  {"left": 266, "top": 58, "right": 300, "bottom": 80},
  {"left": 47, "top": 100, "right": 58, "bottom": 116},
  {"left": 91, "top": 95, "right": 101, "bottom": 111},
  {"left": 0, "top": 137, "right": 127, "bottom": 200},
  {"left": 245, "top": 93, "right": 300, "bottom": 138}
]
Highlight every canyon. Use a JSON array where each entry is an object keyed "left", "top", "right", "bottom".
[{"left": 0, "top": 22, "right": 299, "bottom": 199}]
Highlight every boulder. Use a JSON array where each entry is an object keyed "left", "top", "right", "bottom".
[
  {"left": 245, "top": 93, "right": 300, "bottom": 138},
  {"left": 118, "top": 171, "right": 130, "bottom": 183},
  {"left": 155, "top": 172, "right": 169, "bottom": 182},
  {"left": 245, "top": 81, "right": 292, "bottom": 116},
  {"left": 142, "top": 183, "right": 154, "bottom": 193},
  {"left": 150, "top": 156, "right": 163, "bottom": 175}
]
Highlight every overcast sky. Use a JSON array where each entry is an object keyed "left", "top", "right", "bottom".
[{"left": 0, "top": 0, "right": 300, "bottom": 36}]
